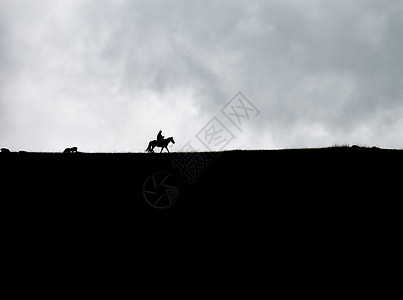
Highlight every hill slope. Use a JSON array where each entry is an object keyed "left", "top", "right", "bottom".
[{"left": 1, "top": 148, "right": 401, "bottom": 271}]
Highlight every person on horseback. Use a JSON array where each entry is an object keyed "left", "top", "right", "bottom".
[
  {"left": 157, "top": 130, "right": 164, "bottom": 144},
  {"left": 146, "top": 131, "right": 175, "bottom": 153}
]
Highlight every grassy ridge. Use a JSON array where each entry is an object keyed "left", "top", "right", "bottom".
[{"left": 1, "top": 147, "right": 401, "bottom": 272}]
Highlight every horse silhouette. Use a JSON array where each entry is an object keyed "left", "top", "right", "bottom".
[
  {"left": 146, "top": 137, "right": 175, "bottom": 153},
  {"left": 63, "top": 146, "right": 78, "bottom": 153}
]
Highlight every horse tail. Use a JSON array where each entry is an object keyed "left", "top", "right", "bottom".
[{"left": 145, "top": 142, "right": 151, "bottom": 152}]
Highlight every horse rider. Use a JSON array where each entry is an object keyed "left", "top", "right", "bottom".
[{"left": 157, "top": 130, "right": 164, "bottom": 144}]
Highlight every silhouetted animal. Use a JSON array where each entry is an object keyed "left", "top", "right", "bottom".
[
  {"left": 146, "top": 137, "right": 175, "bottom": 153},
  {"left": 63, "top": 147, "right": 78, "bottom": 153},
  {"left": 1, "top": 148, "right": 10, "bottom": 153}
]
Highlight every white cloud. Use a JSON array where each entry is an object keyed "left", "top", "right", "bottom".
[{"left": 1, "top": 0, "right": 403, "bottom": 151}]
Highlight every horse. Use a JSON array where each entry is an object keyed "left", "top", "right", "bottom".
[{"left": 146, "top": 137, "right": 175, "bottom": 153}]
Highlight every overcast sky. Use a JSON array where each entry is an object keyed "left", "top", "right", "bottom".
[{"left": 1, "top": 0, "right": 402, "bottom": 152}]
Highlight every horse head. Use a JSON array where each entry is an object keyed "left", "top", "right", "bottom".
[{"left": 168, "top": 136, "right": 175, "bottom": 144}]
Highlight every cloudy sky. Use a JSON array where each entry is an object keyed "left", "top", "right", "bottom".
[{"left": 1, "top": 0, "right": 402, "bottom": 152}]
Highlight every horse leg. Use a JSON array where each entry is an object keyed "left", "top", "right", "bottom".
[{"left": 160, "top": 147, "right": 163, "bottom": 153}]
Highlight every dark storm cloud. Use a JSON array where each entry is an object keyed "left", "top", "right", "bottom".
[
  {"left": 0, "top": 0, "right": 402, "bottom": 151},
  {"left": 221, "top": 0, "right": 403, "bottom": 148}
]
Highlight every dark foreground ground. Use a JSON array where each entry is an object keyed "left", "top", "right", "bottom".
[{"left": 1, "top": 147, "right": 401, "bottom": 288}]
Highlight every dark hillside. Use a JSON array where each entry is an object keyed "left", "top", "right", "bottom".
[{"left": 1, "top": 148, "right": 401, "bottom": 276}]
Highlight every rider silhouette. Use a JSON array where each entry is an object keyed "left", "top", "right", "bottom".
[{"left": 157, "top": 130, "right": 164, "bottom": 144}]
